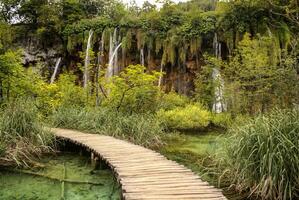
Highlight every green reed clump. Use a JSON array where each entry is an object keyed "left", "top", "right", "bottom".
[
  {"left": 226, "top": 109, "right": 299, "bottom": 200},
  {"left": 50, "top": 106, "right": 164, "bottom": 148},
  {"left": 0, "top": 99, "right": 54, "bottom": 166}
]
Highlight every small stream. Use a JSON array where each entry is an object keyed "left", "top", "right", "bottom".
[{"left": 0, "top": 153, "right": 121, "bottom": 200}]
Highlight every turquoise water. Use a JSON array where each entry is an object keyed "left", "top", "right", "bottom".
[{"left": 0, "top": 153, "right": 121, "bottom": 200}]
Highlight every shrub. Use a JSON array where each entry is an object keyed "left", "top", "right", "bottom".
[
  {"left": 226, "top": 109, "right": 299, "bottom": 200},
  {"left": 211, "top": 113, "right": 232, "bottom": 129},
  {"left": 103, "top": 65, "right": 161, "bottom": 113},
  {"left": 50, "top": 106, "right": 164, "bottom": 148},
  {"left": 56, "top": 74, "right": 88, "bottom": 107},
  {"left": 157, "top": 104, "right": 212, "bottom": 130},
  {"left": 158, "top": 91, "right": 189, "bottom": 111},
  {"left": 35, "top": 73, "right": 88, "bottom": 115}
]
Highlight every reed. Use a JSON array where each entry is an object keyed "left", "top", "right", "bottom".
[
  {"left": 50, "top": 106, "right": 164, "bottom": 148},
  {"left": 0, "top": 99, "right": 54, "bottom": 167},
  {"left": 226, "top": 109, "right": 299, "bottom": 200}
]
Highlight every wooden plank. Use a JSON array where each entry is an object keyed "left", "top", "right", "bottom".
[{"left": 52, "top": 128, "right": 227, "bottom": 200}]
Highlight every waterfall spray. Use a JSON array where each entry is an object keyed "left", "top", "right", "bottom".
[
  {"left": 107, "top": 43, "right": 122, "bottom": 78},
  {"left": 84, "top": 30, "right": 93, "bottom": 88},
  {"left": 50, "top": 57, "right": 61, "bottom": 84},
  {"left": 212, "top": 68, "right": 227, "bottom": 113},
  {"left": 158, "top": 65, "right": 163, "bottom": 87},
  {"left": 96, "top": 33, "right": 105, "bottom": 107}
]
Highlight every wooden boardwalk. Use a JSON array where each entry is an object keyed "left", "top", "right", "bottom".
[{"left": 52, "top": 128, "right": 227, "bottom": 200}]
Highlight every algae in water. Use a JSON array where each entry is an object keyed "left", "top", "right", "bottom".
[{"left": 0, "top": 153, "right": 121, "bottom": 200}]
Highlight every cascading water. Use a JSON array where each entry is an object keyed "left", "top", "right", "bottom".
[
  {"left": 140, "top": 48, "right": 145, "bottom": 66},
  {"left": 213, "top": 33, "right": 221, "bottom": 59},
  {"left": 113, "top": 29, "right": 119, "bottom": 75},
  {"left": 95, "top": 33, "right": 105, "bottom": 107},
  {"left": 50, "top": 57, "right": 61, "bottom": 84},
  {"left": 109, "top": 32, "right": 113, "bottom": 66},
  {"left": 107, "top": 28, "right": 121, "bottom": 78},
  {"left": 107, "top": 43, "right": 122, "bottom": 78},
  {"left": 84, "top": 30, "right": 93, "bottom": 88},
  {"left": 212, "top": 33, "right": 226, "bottom": 113},
  {"left": 158, "top": 65, "right": 163, "bottom": 87},
  {"left": 212, "top": 68, "right": 226, "bottom": 113}
]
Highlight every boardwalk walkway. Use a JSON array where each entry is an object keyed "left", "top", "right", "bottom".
[{"left": 52, "top": 128, "right": 227, "bottom": 200}]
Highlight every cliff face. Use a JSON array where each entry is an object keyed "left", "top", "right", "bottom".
[{"left": 20, "top": 35, "right": 204, "bottom": 95}]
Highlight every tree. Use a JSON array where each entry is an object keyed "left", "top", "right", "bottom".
[
  {"left": 104, "top": 65, "right": 161, "bottom": 113},
  {"left": 224, "top": 33, "right": 297, "bottom": 114}
]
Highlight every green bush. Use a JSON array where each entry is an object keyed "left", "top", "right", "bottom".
[
  {"left": 211, "top": 113, "right": 232, "bottom": 129},
  {"left": 158, "top": 91, "right": 189, "bottom": 111},
  {"left": 56, "top": 74, "right": 89, "bottom": 107},
  {"left": 35, "top": 73, "right": 89, "bottom": 115},
  {"left": 103, "top": 65, "right": 161, "bottom": 113},
  {"left": 226, "top": 109, "right": 299, "bottom": 200},
  {"left": 157, "top": 104, "right": 212, "bottom": 130},
  {"left": 50, "top": 106, "right": 164, "bottom": 148}
]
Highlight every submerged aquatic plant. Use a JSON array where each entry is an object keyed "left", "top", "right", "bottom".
[{"left": 226, "top": 109, "right": 299, "bottom": 200}]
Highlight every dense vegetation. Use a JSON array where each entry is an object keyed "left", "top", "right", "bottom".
[
  {"left": 0, "top": 0, "right": 298, "bottom": 199},
  {"left": 227, "top": 109, "right": 299, "bottom": 200}
]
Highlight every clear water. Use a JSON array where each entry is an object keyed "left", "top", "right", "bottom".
[
  {"left": 164, "top": 132, "right": 226, "bottom": 156},
  {"left": 0, "top": 153, "right": 121, "bottom": 200}
]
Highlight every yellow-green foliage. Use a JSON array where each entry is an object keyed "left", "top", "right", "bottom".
[
  {"left": 158, "top": 104, "right": 212, "bottom": 130},
  {"left": 211, "top": 113, "right": 232, "bottom": 128},
  {"left": 158, "top": 91, "right": 189, "bottom": 111},
  {"left": 224, "top": 33, "right": 297, "bottom": 114},
  {"left": 104, "top": 65, "right": 161, "bottom": 113},
  {"left": 35, "top": 73, "right": 87, "bottom": 115},
  {"left": 35, "top": 82, "right": 62, "bottom": 115},
  {"left": 56, "top": 74, "right": 87, "bottom": 107}
]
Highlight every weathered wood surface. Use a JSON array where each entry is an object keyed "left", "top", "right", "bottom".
[{"left": 52, "top": 128, "right": 227, "bottom": 200}]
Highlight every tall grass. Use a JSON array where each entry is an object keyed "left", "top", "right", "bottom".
[
  {"left": 49, "top": 106, "right": 164, "bottom": 148},
  {"left": 0, "top": 99, "right": 54, "bottom": 167},
  {"left": 226, "top": 109, "right": 299, "bottom": 200}
]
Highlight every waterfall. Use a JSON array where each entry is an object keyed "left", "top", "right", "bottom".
[
  {"left": 212, "top": 68, "right": 227, "bottom": 113},
  {"left": 113, "top": 29, "right": 119, "bottom": 75},
  {"left": 140, "top": 48, "right": 145, "bottom": 66},
  {"left": 84, "top": 30, "right": 93, "bottom": 88},
  {"left": 213, "top": 33, "right": 221, "bottom": 59},
  {"left": 107, "top": 28, "right": 122, "bottom": 78},
  {"left": 96, "top": 33, "right": 105, "bottom": 107},
  {"left": 212, "top": 33, "right": 226, "bottom": 113},
  {"left": 107, "top": 43, "right": 122, "bottom": 78},
  {"left": 101, "top": 31, "right": 105, "bottom": 55},
  {"left": 109, "top": 32, "right": 113, "bottom": 65},
  {"left": 50, "top": 57, "right": 61, "bottom": 84},
  {"left": 158, "top": 65, "right": 163, "bottom": 87}
]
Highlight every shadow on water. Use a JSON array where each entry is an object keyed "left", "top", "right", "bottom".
[{"left": 0, "top": 141, "right": 121, "bottom": 200}]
